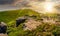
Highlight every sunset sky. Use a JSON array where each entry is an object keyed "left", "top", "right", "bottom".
[{"left": 0, "top": 0, "right": 60, "bottom": 12}]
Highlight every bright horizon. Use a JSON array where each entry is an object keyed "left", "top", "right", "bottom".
[{"left": 0, "top": 0, "right": 60, "bottom": 14}]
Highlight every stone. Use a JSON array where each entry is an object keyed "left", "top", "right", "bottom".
[
  {"left": 0, "top": 22, "right": 7, "bottom": 34},
  {"left": 16, "top": 17, "right": 26, "bottom": 27}
]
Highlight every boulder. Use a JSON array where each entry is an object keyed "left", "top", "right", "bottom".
[
  {"left": 0, "top": 22, "right": 7, "bottom": 34},
  {"left": 16, "top": 17, "right": 26, "bottom": 27}
]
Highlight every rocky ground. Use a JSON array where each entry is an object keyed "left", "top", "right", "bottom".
[
  {"left": 24, "top": 18, "right": 42, "bottom": 30},
  {"left": 23, "top": 15, "right": 60, "bottom": 30},
  {"left": 0, "top": 33, "right": 8, "bottom": 36}
]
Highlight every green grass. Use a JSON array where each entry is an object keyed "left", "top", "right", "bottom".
[
  {"left": 0, "top": 9, "right": 40, "bottom": 36},
  {"left": 0, "top": 10, "right": 19, "bottom": 23},
  {"left": 0, "top": 9, "right": 40, "bottom": 26},
  {"left": 0, "top": 9, "right": 59, "bottom": 36}
]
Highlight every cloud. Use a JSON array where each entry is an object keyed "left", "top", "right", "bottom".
[
  {"left": 0, "top": 0, "right": 15, "bottom": 4},
  {"left": 0, "top": 0, "right": 60, "bottom": 12}
]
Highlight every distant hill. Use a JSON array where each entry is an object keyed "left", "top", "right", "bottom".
[{"left": 0, "top": 9, "right": 40, "bottom": 25}]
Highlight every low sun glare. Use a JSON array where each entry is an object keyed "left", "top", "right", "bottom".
[
  {"left": 29, "top": 1, "right": 56, "bottom": 14},
  {"left": 44, "top": 2, "right": 54, "bottom": 13}
]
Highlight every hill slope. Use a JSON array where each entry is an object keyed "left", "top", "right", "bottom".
[
  {"left": 0, "top": 9, "right": 60, "bottom": 36},
  {"left": 0, "top": 9, "right": 40, "bottom": 25}
]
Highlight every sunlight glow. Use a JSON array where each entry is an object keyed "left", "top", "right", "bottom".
[
  {"left": 44, "top": 2, "right": 54, "bottom": 13},
  {"left": 28, "top": 1, "right": 55, "bottom": 13}
]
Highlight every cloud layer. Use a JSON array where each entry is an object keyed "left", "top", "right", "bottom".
[
  {"left": 0, "top": 0, "right": 15, "bottom": 4},
  {"left": 0, "top": 0, "right": 60, "bottom": 12}
]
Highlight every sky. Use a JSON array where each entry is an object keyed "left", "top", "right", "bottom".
[
  {"left": 0, "top": 0, "right": 14, "bottom": 4},
  {"left": 0, "top": 0, "right": 60, "bottom": 6},
  {"left": 0, "top": 0, "right": 60, "bottom": 12}
]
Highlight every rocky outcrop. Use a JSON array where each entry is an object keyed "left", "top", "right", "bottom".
[
  {"left": 0, "top": 33, "right": 8, "bottom": 36},
  {"left": 0, "top": 22, "right": 7, "bottom": 34},
  {"left": 23, "top": 18, "right": 42, "bottom": 30},
  {"left": 16, "top": 17, "right": 26, "bottom": 27}
]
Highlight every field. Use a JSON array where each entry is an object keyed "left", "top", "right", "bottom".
[{"left": 0, "top": 9, "right": 60, "bottom": 36}]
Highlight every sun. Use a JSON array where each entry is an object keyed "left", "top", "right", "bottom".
[{"left": 44, "top": 2, "right": 54, "bottom": 13}]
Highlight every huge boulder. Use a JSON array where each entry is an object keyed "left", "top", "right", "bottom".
[
  {"left": 0, "top": 22, "right": 7, "bottom": 34},
  {"left": 16, "top": 17, "right": 26, "bottom": 27}
]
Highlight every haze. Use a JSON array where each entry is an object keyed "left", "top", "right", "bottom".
[{"left": 0, "top": 0, "right": 60, "bottom": 12}]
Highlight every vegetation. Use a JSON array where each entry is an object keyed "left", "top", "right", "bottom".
[{"left": 0, "top": 9, "right": 60, "bottom": 36}]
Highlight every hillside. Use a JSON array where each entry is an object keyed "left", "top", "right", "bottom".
[
  {"left": 0, "top": 9, "right": 60, "bottom": 36},
  {"left": 0, "top": 9, "right": 40, "bottom": 25}
]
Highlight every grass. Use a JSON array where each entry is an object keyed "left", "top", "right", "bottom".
[
  {"left": 0, "top": 9, "right": 59, "bottom": 36},
  {"left": 0, "top": 9, "right": 40, "bottom": 27}
]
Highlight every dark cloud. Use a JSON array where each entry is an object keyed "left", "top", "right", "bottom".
[
  {"left": 37, "top": 0, "right": 45, "bottom": 2},
  {"left": 0, "top": 0, "right": 15, "bottom": 4}
]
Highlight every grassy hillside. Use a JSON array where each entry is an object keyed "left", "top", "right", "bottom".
[
  {"left": 0, "top": 9, "right": 60, "bottom": 36},
  {"left": 0, "top": 9, "right": 40, "bottom": 26},
  {"left": 0, "top": 9, "right": 40, "bottom": 36},
  {"left": 0, "top": 10, "right": 19, "bottom": 23}
]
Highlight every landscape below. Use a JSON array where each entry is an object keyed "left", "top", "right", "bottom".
[{"left": 0, "top": 9, "right": 60, "bottom": 36}]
